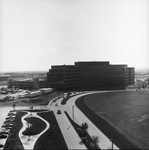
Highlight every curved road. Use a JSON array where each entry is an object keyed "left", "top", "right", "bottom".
[
  {"left": 49, "top": 97, "right": 87, "bottom": 149},
  {"left": 48, "top": 91, "right": 120, "bottom": 149},
  {"left": 0, "top": 91, "right": 120, "bottom": 149}
]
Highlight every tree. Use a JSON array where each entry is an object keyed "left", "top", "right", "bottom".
[
  {"left": 77, "top": 127, "right": 87, "bottom": 137},
  {"left": 12, "top": 104, "right": 16, "bottom": 111},
  {"left": 30, "top": 106, "right": 34, "bottom": 116},
  {"left": 92, "top": 136, "right": 99, "bottom": 145},
  {"left": 81, "top": 122, "right": 88, "bottom": 130}
]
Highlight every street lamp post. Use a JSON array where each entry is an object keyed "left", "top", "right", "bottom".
[
  {"left": 72, "top": 105, "right": 75, "bottom": 121},
  {"left": 110, "top": 139, "right": 113, "bottom": 150}
]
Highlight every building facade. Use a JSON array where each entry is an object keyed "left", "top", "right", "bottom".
[
  {"left": 47, "top": 65, "right": 81, "bottom": 91},
  {"left": 0, "top": 75, "right": 11, "bottom": 81},
  {"left": 47, "top": 61, "right": 135, "bottom": 91},
  {"left": 7, "top": 77, "right": 48, "bottom": 90}
]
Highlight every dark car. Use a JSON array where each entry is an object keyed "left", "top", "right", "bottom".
[
  {"left": 57, "top": 110, "right": 61, "bottom": 114},
  {"left": 0, "top": 131, "right": 9, "bottom": 135},
  {"left": 0, "top": 144, "right": 3, "bottom": 148},
  {"left": 0, "top": 134, "right": 7, "bottom": 139}
]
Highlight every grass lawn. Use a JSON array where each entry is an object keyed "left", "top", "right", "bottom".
[
  {"left": 3, "top": 110, "right": 68, "bottom": 150},
  {"left": 65, "top": 111, "right": 100, "bottom": 149},
  {"left": 34, "top": 111, "right": 68, "bottom": 150},
  {"left": 23, "top": 117, "right": 46, "bottom": 135},
  {"left": 76, "top": 90, "right": 149, "bottom": 149}
]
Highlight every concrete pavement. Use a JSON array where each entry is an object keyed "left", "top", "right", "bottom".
[
  {"left": 0, "top": 107, "right": 12, "bottom": 128},
  {"left": 53, "top": 109, "right": 87, "bottom": 149},
  {"left": 49, "top": 97, "right": 87, "bottom": 149},
  {"left": 66, "top": 92, "right": 119, "bottom": 149},
  {"left": 19, "top": 111, "right": 50, "bottom": 150},
  {"left": 0, "top": 91, "right": 120, "bottom": 149},
  {"left": 48, "top": 91, "right": 119, "bottom": 149}
]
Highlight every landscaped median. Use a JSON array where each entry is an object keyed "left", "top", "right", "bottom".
[
  {"left": 2, "top": 110, "right": 68, "bottom": 150},
  {"left": 64, "top": 111, "right": 100, "bottom": 149},
  {"left": 34, "top": 111, "right": 68, "bottom": 149}
]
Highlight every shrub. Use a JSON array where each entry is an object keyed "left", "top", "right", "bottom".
[
  {"left": 82, "top": 137, "right": 88, "bottom": 143},
  {"left": 77, "top": 127, "right": 87, "bottom": 137},
  {"left": 12, "top": 104, "right": 16, "bottom": 111},
  {"left": 92, "top": 136, "right": 99, "bottom": 144},
  {"left": 81, "top": 122, "right": 88, "bottom": 130}
]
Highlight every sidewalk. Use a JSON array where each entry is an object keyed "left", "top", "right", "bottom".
[
  {"left": 53, "top": 107, "right": 87, "bottom": 149},
  {"left": 19, "top": 112, "right": 50, "bottom": 150},
  {"left": 66, "top": 92, "right": 119, "bottom": 149}
]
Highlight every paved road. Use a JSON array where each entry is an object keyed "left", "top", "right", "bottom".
[
  {"left": 0, "top": 91, "right": 120, "bottom": 149},
  {"left": 0, "top": 106, "right": 37, "bottom": 129},
  {"left": 48, "top": 91, "right": 120, "bottom": 149},
  {"left": 49, "top": 98, "right": 87, "bottom": 149},
  {"left": 66, "top": 92, "right": 119, "bottom": 149},
  {"left": 0, "top": 107, "right": 12, "bottom": 128}
]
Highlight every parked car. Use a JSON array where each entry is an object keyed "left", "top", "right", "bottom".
[
  {"left": 0, "top": 134, "right": 7, "bottom": 139},
  {"left": 0, "top": 144, "right": 3, "bottom": 148},
  {"left": 0, "top": 131, "right": 9, "bottom": 135}
]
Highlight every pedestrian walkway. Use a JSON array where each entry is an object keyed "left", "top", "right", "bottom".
[
  {"left": 49, "top": 97, "right": 87, "bottom": 149},
  {"left": 0, "top": 91, "right": 121, "bottom": 149},
  {"left": 19, "top": 111, "right": 50, "bottom": 150},
  {"left": 66, "top": 92, "right": 120, "bottom": 149}
]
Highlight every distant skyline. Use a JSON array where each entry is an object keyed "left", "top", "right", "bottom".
[{"left": 0, "top": 0, "right": 149, "bottom": 72}]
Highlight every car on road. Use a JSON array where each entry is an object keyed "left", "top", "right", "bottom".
[{"left": 57, "top": 110, "right": 61, "bottom": 114}]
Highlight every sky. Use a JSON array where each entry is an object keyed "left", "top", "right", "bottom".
[{"left": 0, "top": 0, "right": 149, "bottom": 72}]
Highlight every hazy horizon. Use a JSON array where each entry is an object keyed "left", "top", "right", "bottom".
[
  {"left": 1, "top": 0, "right": 149, "bottom": 72},
  {"left": 0, "top": 66, "right": 149, "bottom": 74}
]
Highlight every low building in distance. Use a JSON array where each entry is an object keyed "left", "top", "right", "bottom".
[
  {"left": 0, "top": 75, "right": 11, "bottom": 81},
  {"left": 7, "top": 76, "right": 48, "bottom": 90},
  {"left": 47, "top": 61, "right": 135, "bottom": 91}
]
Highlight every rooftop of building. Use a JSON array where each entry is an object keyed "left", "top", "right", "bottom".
[
  {"left": 8, "top": 77, "right": 47, "bottom": 82},
  {"left": 49, "top": 61, "right": 134, "bottom": 68},
  {"left": 75, "top": 61, "right": 110, "bottom": 66},
  {"left": 0, "top": 75, "right": 11, "bottom": 77}
]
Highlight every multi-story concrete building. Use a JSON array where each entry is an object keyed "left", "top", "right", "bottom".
[
  {"left": 7, "top": 77, "right": 48, "bottom": 90},
  {"left": 47, "top": 65, "right": 81, "bottom": 91},
  {"left": 0, "top": 75, "right": 11, "bottom": 81},
  {"left": 128, "top": 67, "right": 135, "bottom": 85},
  {"left": 47, "top": 61, "right": 135, "bottom": 91}
]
